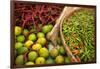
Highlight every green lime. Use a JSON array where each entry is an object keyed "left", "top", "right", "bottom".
[
  {"left": 39, "top": 48, "right": 49, "bottom": 58},
  {"left": 35, "top": 57, "right": 46, "bottom": 64},
  {"left": 16, "top": 35, "right": 25, "bottom": 42},
  {"left": 17, "top": 47, "right": 28, "bottom": 55},
  {"left": 23, "top": 29, "right": 29, "bottom": 36},
  {"left": 55, "top": 55, "right": 64, "bottom": 64},
  {"left": 15, "top": 55, "right": 24, "bottom": 65},
  {"left": 28, "top": 33, "right": 36, "bottom": 41},
  {"left": 25, "top": 62, "right": 34, "bottom": 65},
  {"left": 28, "top": 51, "right": 38, "bottom": 61},
  {"left": 50, "top": 48, "right": 59, "bottom": 58},
  {"left": 15, "top": 42, "right": 23, "bottom": 49},
  {"left": 59, "top": 46, "right": 66, "bottom": 55},
  {"left": 65, "top": 57, "right": 70, "bottom": 63},
  {"left": 32, "top": 43, "right": 42, "bottom": 51},
  {"left": 46, "top": 57, "right": 55, "bottom": 64},
  {"left": 15, "top": 26, "right": 22, "bottom": 36},
  {"left": 42, "top": 25, "right": 53, "bottom": 34},
  {"left": 37, "top": 32, "right": 45, "bottom": 38},
  {"left": 48, "top": 24, "right": 53, "bottom": 30},
  {"left": 24, "top": 40, "right": 33, "bottom": 48},
  {"left": 37, "top": 37, "right": 46, "bottom": 45}
]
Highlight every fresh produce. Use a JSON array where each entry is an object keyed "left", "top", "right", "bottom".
[
  {"left": 28, "top": 51, "right": 38, "bottom": 61},
  {"left": 39, "top": 48, "right": 49, "bottom": 58},
  {"left": 23, "top": 29, "right": 29, "bottom": 36},
  {"left": 50, "top": 48, "right": 59, "bottom": 58},
  {"left": 25, "top": 62, "right": 34, "bottom": 65},
  {"left": 14, "top": 3, "right": 95, "bottom": 66},
  {"left": 32, "top": 43, "right": 42, "bottom": 51},
  {"left": 16, "top": 35, "right": 25, "bottom": 42},
  {"left": 15, "top": 26, "right": 22, "bottom": 36},
  {"left": 65, "top": 57, "right": 70, "bottom": 63},
  {"left": 24, "top": 40, "right": 33, "bottom": 48},
  {"left": 59, "top": 46, "right": 66, "bottom": 55},
  {"left": 28, "top": 33, "right": 36, "bottom": 41},
  {"left": 62, "top": 8, "right": 95, "bottom": 62},
  {"left": 17, "top": 47, "right": 28, "bottom": 55},
  {"left": 15, "top": 55, "right": 24, "bottom": 65},
  {"left": 46, "top": 57, "right": 55, "bottom": 64},
  {"left": 55, "top": 55, "right": 64, "bottom": 64},
  {"left": 37, "top": 32, "right": 45, "bottom": 38},
  {"left": 35, "top": 57, "right": 46, "bottom": 64},
  {"left": 14, "top": 3, "right": 65, "bottom": 66},
  {"left": 48, "top": 24, "right": 53, "bottom": 30},
  {"left": 42, "top": 25, "right": 53, "bottom": 34},
  {"left": 15, "top": 42, "right": 23, "bottom": 49},
  {"left": 37, "top": 37, "right": 46, "bottom": 45}
]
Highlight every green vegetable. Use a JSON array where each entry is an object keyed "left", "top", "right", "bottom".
[{"left": 62, "top": 8, "right": 95, "bottom": 62}]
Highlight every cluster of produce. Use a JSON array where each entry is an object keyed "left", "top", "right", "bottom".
[
  {"left": 14, "top": 3, "right": 71, "bottom": 66},
  {"left": 14, "top": 3, "right": 95, "bottom": 66},
  {"left": 62, "top": 8, "right": 95, "bottom": 62},
  {"left": 15, "top": 25, "right": 70, "bottom": 65}
]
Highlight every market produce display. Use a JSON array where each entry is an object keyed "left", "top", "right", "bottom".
[
  {"left": 62, "top": 8, "right": 95, "bottom": 62},
  {"left": 14, "top": 3, "right": 67, "bottom": 66},
  {"left": 14, "top": 2, "right": 96, "bottom": 66}
]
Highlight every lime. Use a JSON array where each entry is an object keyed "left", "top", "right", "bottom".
[
  {"left": 17, "top": 47, "right": 28, "bottom": 55},
  {"left": 35, "top": 57, "right": 46, "bottom": 64},
  {"left": 55, "top": 55, "right": 64, "bottom": 64},
  {"left": 39, "top": 48, "right": 49, "bottom": 58},
  {"left": 15, "top": 42, "right": 23, "bottom": 49},
  {"left": 15, "top": 26, "right": 22, "bottom": 36},
  {"left": 28, "top": 51, "right": 38, "bottom": 61},
  {"left": 25, "top": 62, "right": 34, "bottom": 65},
  {"left": 15, "top": 55, "right": 24, "bottom": 65},
  {"left": 24, "top": 40, "right": 33, "bottom": 48},
  {"left": 16, "top": 35, "right": 25, "bottom": 42},
  {"left": 32, "top": 43, "right": 42, "bottom": 51},
  {"left": 37, "top": 37, "right": 46, "bottom": 45},
  {"left": 28, "top": 33, "right": 36, "bottom": 41},
  {"left": 37, "top": 32, "right": 45, "bottom": 38},
  {"left": 42, "top": 24, "right": 53, "bottom": 34}
]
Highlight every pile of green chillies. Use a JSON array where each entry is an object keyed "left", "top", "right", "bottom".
[{"left": 62, "top": 8, "right": 95, "bottom": 62}]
